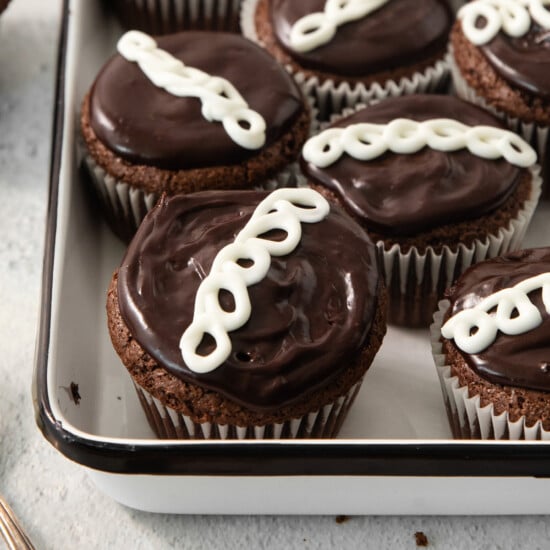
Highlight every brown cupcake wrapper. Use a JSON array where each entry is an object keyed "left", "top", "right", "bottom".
[
  {"left": 431, "top": 300, "right": 550, "bottom": 440},
  {"left": 82, "top": 152, "right": 301, "bottom": 243},
  {"left": 112, "top": 0, "right": 242, "bottom": 34},
  {"left": 133, "top": 377, "right": 364, "bottom": 440},
  {"left": 378, "top": 164, "right": 541, "bottom": 326},
  {"left": 240, "top": 0, "right": 450, "bottom": 120},
  {"left": 449, "top": 48, "right": 549, "bottom": 197}
]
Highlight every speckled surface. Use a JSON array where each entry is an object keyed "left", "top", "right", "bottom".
[{"left": 1, "top": 1, "right": 550, "bottom": 549}]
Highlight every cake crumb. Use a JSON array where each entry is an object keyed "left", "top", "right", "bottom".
[
  {"left": 61, "top": 382, "right": 81, "bottom": 405},
  {"left": 70, "top": 382, "right": 81, "bottom": 405},
  {"left": 414, "top": 531, "right": 429, "bottom": 547},
  {"left": 335, "top": 515, "right": 350, "bottom": 524}
]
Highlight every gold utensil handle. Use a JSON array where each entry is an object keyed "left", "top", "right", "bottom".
[{"left": 0, "top": 495, "right": 36, "bottom": 550}]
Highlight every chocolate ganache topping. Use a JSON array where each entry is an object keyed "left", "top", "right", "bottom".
[
  {"left": 89, "top": 32, "right": 304, "bottom": 170},
  {"left": 480, "top": 24, "right": 550, "bottom": 99},
  {"left": 117, "top": 190, "right": 381, "bottom": 411},
  {"left": 446, "top": 247, "right": 550, "bottom": 392},
  {"left": 269, "top": 0, "right": 452, "bottom": 76},
  {"left": 301, "top": 95, "right": 524, "bottom": 236}
]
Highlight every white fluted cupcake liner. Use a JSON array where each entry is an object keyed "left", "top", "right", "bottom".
[
  {"left": 450, "top": 49, "right": 549, "bottom": 197},
  {"left": 113, "top": 0, "right": 242, "bottom": 34},
  {"left": 298, "top": 56, "right": 450, "bottom": 122},
  {"left": 377, "top": 166, "right": 541, "bottom": 298},
  {"left": 133, "top": 377, "right": 364, "bottom": 440},
  {"left": 82, "top": 153, "right": 302, "bottom": 242},
  {"left": 431, "top": 300, "right": 550, "bottom": 440},
  {"left": 241, "top": 0, "right": 450, "bottom": 120},
  {"left": 378, "top": 164, "right": 541, "bottom": 326}
]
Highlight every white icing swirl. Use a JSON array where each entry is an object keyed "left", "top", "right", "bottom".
[
  {"left": 289, "top": 0, "right": 389, "bottom": 53},
  {"left": 442, "top": 272, "right": 550, "bottom": 354},
  {"left": 117, "top": 30, "right": 266, "bottom": 150},
  {"left": 302, "top": 118, "right": 537, "bottom": 168},
  {"left": 458, "top": 0, "right": 550, "bottom": 46},
  {"left": 179, "top": 188, "right": 330, "bottom": 374}
]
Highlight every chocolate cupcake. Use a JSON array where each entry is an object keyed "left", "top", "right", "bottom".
[
  {"left": 450, "top": 0, "right": 550, "bottom": 196},
  {"left": 81, "top": 30, "right": 310, "bottom": 241},
  {"left": 300, "top": 94, "right": 541, "bottom": 327},
  {"left": 432, "top": 247, "right": 550, "bottom": 440},
  {"left": 241, "top": 0, "right": 452, "bottom": 119},
  {"left": 112, "top": 0, "right": 242, "bottom": 34},
  {"left": 107, "top": 188, "right": 387, "bottom": 439}
]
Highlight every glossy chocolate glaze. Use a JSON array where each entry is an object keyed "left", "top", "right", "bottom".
[
  {"left": 301, "top": 95, "right": 523, "bottom": 236},
  {"left": 89, "top": 32, "right": 304, "bottom": 170},
  {"left": 269, "top": 0, "right": 452, "bottom": 76},
  {"left": 117, "top": 190, "right": 381, "bottom": 411},
  {"left": 447, "top": 247, "right": 550, "bottom": 392},
  {"left": 481, "top": 24, "right": 550, "bottom": 98}
]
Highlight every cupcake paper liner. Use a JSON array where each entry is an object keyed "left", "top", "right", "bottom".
[
  {"left": 450, "top": 48, "right": 550, "bottom": 198},
  {"left": 83, "top": 152, "right": 157, "bottom": 243},
  {"left": 378, "top": 164, "right": 541, "bottom": 326},
  {"left": 113, "top": 0, "right": 242, "bottom": 34},
  {"left": 240, "top": 0, "right": 450, "bottom": 120},
  {"left": 133, "top": 377, "right": 364, "bottom": 440},
  {"left": 431, "top": 300, "right": 550, "bottom": 440},
  {"left": 82, "top": 152, "right": 301, "bottom": 242}
]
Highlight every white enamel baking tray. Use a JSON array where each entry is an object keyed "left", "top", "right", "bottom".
[{"left": 34, "top": 0, "right": 550, "bottom": 514}]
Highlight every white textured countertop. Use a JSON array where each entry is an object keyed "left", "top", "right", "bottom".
[{"left": 1, "top": 1, "right": 550, "bottom": 548}]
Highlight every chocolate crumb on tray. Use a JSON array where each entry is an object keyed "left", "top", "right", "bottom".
[
  {"left": 61, "top": 382, "right": 81, "bottom": 405},
  {"left": 415, "top": 531, "right": 429, "bottom": 547}
]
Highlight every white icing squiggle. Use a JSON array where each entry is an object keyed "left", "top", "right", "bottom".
[
  {"left": 302, "top": 118, "right": 537, "bottom": 168},
  {"left": 117, "top": 30, "right": 266, "bottom": 150},
  {"left": 458, "top": 0, "right": 550, "bottom": 46},
  {"left": 442, "top": 273, "right": 550, "bottom": 354},
  {"left": 290, "top": 0, "right": 389, "bottom": 53},
  {"left": 179, "top": 188, "right": 330, "bottom": 374}
]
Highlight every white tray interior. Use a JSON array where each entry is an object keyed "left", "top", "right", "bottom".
[{"left": 47, "top": 0, "right": 550, "bottom": 444}]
